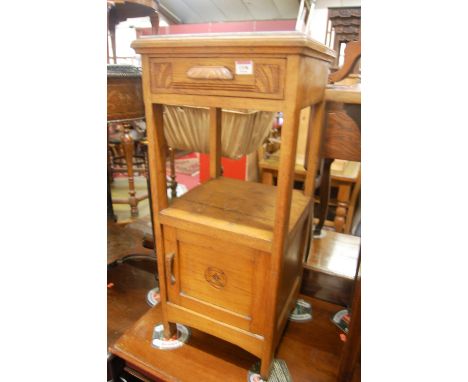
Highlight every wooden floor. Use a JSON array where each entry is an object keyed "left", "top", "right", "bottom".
[
  {"left": 108, "top": 258, "right": 156, "bottom": 348},
  {"left": 108, "top": 220, "right": 360, "bottom": 381},
  {"left": 108, "top": 220, "right": 156, "bottom": 348},
  {"left": 107, "top": 220, "right": 154, "bottom": 265}
]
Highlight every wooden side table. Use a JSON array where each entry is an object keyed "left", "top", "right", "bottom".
[{"left": 123, "top": 32, "right": 335, "bottom": 379}]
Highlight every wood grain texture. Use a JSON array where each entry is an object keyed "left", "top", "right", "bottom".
[
  {"left": 305, "top": 231, "right": 360, "bottom": 279},
  {"left": 323, "top": 109, "right": 361, "bottom": 162},
  {"left": 107, "top": 259, "right": 154, "bottom": 349},
  {"left": 335, "top": 183, "right": 352, "bottom": 233},
  {"left": 107, "top": 77, "right": 145, "bottom": 121},
  {"left": 132, "top": 31, "right": 336, "bottom": 62},
  {"left": 159, "top": 177, "right": 311, "bottom": 252},
  {"left": 209, "top": 107, "right": 222, "bottom": 178},
  {"left": 177, "top": 240, "right": 254, "bottom": 316},
  {"left": 186, "top": 65, "right": 233, "bottom": 80},
  {"left": 304, "top": 102, "right": 326, "bottom": 196},
  {"left": 325, "top": 85, "right": 361, "bottom": 104},
  {"left": 150, "top": 92, "right": 284, "bottom": 112},
  {"left": 328, "top": 41, "right": 361, "bottom": 84},
  {"left": 260, "top": 54, "right": 305, "bottom": 376},
  {"left": 149, "top": 57, "right": 285, "bottom": 100},
  {"left": 302, "top": 231, "right": 360, "bottom": 306},
  {"left": 141, "top": 53, "right": 175, "bottom": 339}
]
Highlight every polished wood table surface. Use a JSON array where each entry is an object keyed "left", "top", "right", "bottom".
[
  {"left": 306, "top": 231, "right": 361, "bottom": 280},
  {"left": 302, "top": 231, "right": 360, "bottom": 307},
  {"left": 109, "top": 295, "right": 356, "bottom": 382},
  {"left": 325, "top": 84, "right": 361, "bottom": 104}
]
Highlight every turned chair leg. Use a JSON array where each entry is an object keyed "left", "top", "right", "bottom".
[
  {"left": 335, "top": 182, "right": 351, "bottom": 233},
  {"left": 314, "top": 158, "right": 333, "bottom": 236},
  {"left": 121, "top": 125, "right": 138, "bottom": 218}
]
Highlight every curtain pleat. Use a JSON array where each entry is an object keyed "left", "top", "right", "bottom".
[{"left": 163, "top": 105, "right": 274, "bottom": 160}]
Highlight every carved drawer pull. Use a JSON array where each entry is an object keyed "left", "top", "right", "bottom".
[
  {"left": 165, "top": 252, "right": 176, "bottom": 285},
  {"left": 186, "top": 66, "right": 234, "bottom": 80}
]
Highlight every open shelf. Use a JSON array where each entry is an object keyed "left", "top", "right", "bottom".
[{"left": 159, "top": 177, "right": 311, "bottom": 252}]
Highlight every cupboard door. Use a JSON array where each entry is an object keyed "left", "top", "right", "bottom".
[{"left": 164, "top": 227, "right": 268, "bottom": 332}]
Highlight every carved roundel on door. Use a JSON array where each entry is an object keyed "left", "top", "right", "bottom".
[{"left": 204, "top": 267, "right": 227, "bottom": 289}]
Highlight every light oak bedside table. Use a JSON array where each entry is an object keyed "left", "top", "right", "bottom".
[{"left": 129, "top": 31, "right": 335, "bottom": 379}]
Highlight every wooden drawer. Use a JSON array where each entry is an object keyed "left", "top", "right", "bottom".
[
  {"left": 163, "top": 227, "right": 268, "bottom": 333},
  {"left": 149, "top": 57, "right": 286, "bottom": 99}
]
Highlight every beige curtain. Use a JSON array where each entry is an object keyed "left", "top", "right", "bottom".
[{"left": 163, "top": 105, "right": 274, "bottom": 160}]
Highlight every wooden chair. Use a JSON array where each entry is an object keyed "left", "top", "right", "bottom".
[
  {"left": 313, "top": 41, "right": 361, "bottom": 236},
  {"left": 107, "top": 64, "right": 149, "bottom": 218},
  {"left": 107, "top": 64, "right": 178, "bottom": 219}
]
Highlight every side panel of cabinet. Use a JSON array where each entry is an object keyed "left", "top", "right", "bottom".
[{"left": 275, "top": 216, "right": 309, "bottom": 327}]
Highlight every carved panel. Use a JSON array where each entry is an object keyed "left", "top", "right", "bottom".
[
  {"left": 333, "top": 25, "right": 360, "bottom": 35},
  {"left": 328, "top": 7, "right": 361, "bottom": 19},
  {"left": 254, "top": 64, "right": 280, "bottom": 94},
  {"left": 150, "top": 62, "right": 173, "bottom": 89}
]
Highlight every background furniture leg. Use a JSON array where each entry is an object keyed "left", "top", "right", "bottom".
[
  {"left": 150, "top": 11, "right": 159, "bottom": 35},
  {"left": 107, "top": 171, "right": 117, "bottom": 222},
  {"left": 335, "top": 183, "right": 351, "bottom": 233},
  {"left": 121, "top": 125, "right": 138, "bottom": 218},
  {"left": 168, "top": 146, "right": 177, "bottom": 198},
  {"left": 314, "top": 158, "right": 333, "bottom": 235},
  {"left": 344, "top": 172, "right": 360, "bottom": 234},
  {"left": 109, "top": 20, "right": 117, "bottom": 64},
  {"left": 107, "top": 123, "right": 117, "bottom": 221},
  {"left": 261, "top": 170, "right": 274, "bottom": 185}
]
